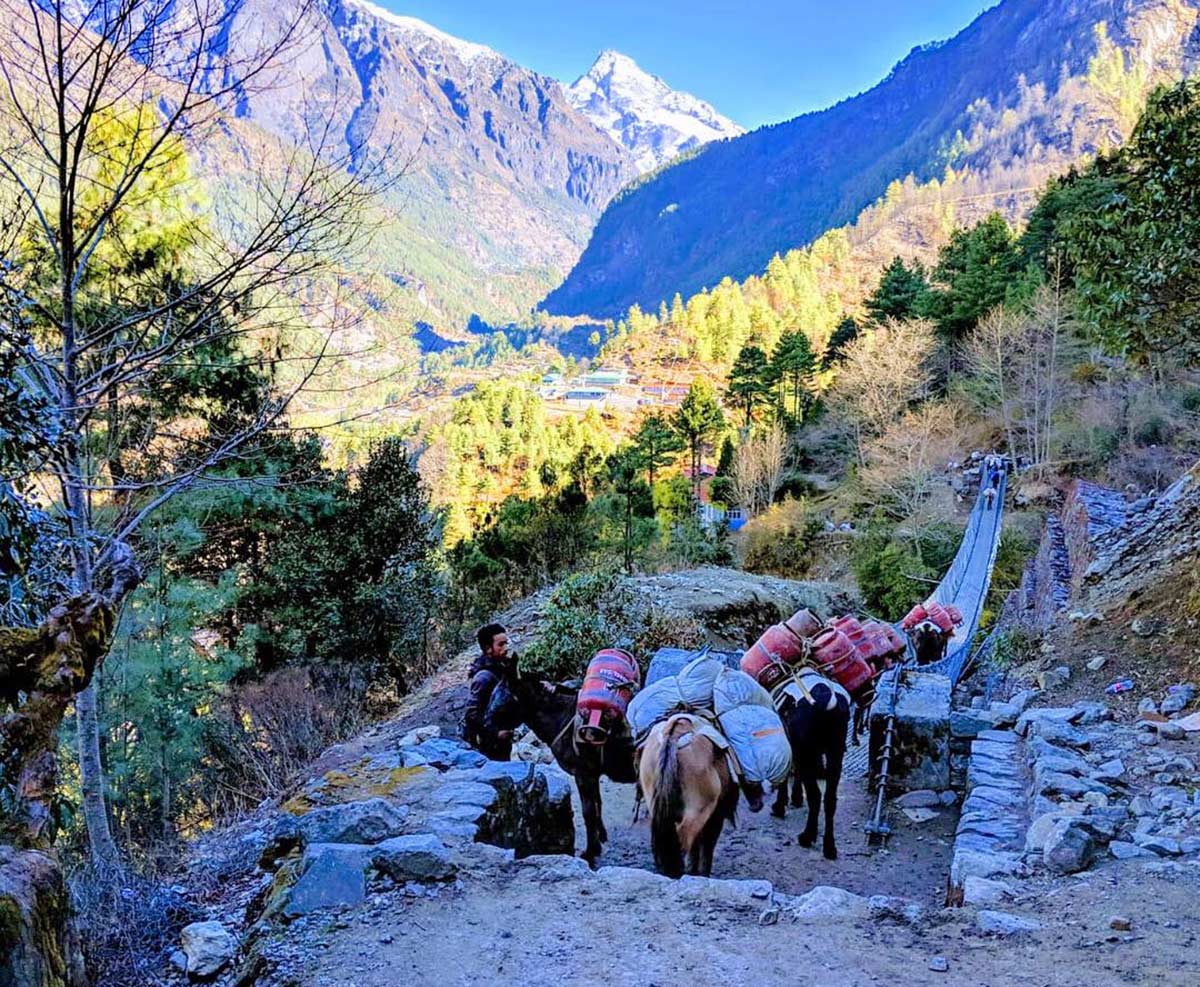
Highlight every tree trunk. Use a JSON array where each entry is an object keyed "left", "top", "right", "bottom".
[{"left": 75, "top": 681, "right": 118, "bottom": 866}]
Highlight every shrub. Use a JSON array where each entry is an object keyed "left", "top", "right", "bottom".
[
  {"left": 988, "top": 626, "right": 1040, "bottom": 670},
  {"left": 520, "top": 569, "right": 627, "bottom": 681},
  {"left": 740, "top": 497, "right": 818, "bottom": 578},
  {"left": 519, "top": 567, "right": 704, "bottom": 681},
  {"left": 1132, "top": 415, "right": 1169, "bottom": 446},
  {"left": 850, "top": 523, "right": 958, "bottom": 619}
]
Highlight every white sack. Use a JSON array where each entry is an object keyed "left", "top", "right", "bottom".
[
  {"left": 712, "top": 667, "right": 774, "bottom": 715},
  {"left": 718, "top": 704, "right": 792, "bottom": 785},
  {"left": 627, "top": 677, "right": 685, "bottom": 740},
  {"left": 676, "top": 656, "right": 723, "bottom": 710}
]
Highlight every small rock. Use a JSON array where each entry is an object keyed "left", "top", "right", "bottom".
[
  {"left": 783, "top": 885, "right": 871, "bottom": 921},
  {"left": 1175, "top": 712, "right": 1200, "bottom": 732},
  {"left": 1092, "top": 759, "right": 1126, "bottom": 783},
  {"left": 902, "top": 807, "right": 939, "bottom": 823},
  {"left": 1069, "top": 611, "right": 1103, "bottom": 625},
  {"left": 1037, "top": 667, "right": 1069, "bottom": 691},
  {"left": 1138, "top": 698, "right": 1159, "bottom": 715},
  {"left": 1110, "top": 841, "right": 1156, "bottom": 860},
  {"left": 398, "top": 725, "right": 441, "bottom": 747},
  {"left": 1044, "top": 819, "right": 1095, "bottom": 874},
  {"left": 961, "top": 875, "right": 1013, "bottom": 905},
  {"left": 1130, "top": 795, "right": 1154, "bottom": 816},
  {"left": 297, "top": 798, "right": 411, "bottom": 846},
  {"left": 1137, "top": 732, "right": 1160, "bottom": 747},
  {"left": 1157, "top": 721, "right": 1186, "bottom": 741},
  {"left": 929, "top": 956, "right": 949, "bottom": 973},
  {"left": 1071, "top": 701, "right": 1112, "bottom": 725},
  {"left": 169, "top": 950, "right": 188, "bottom": 973},
  {"left": 977, "top": 910, "right": 1041, "bottom": 936},
  {"left": 1130, "top": 617, "right": 1159, "bottom": 638},
  {"left": 1161, "top": 694, "right": 1190, "bottom": 715},
  {"left": 895, "top": 790, "right": 941, "bottom": 809},
  {"left": 1133, "top": 833, "right": 1182, "bottom": 857},
  {"left": 1086, "top": 656, "right": 1108, "bottom": 672},
  {"left": 372, "top": 834, "right": 456, "bottom": 881},
  {"left": 180, "top": 921, "right": 236, "bottom": 979},
  {"left": 1109, "top": 916, "right": 1133, "bottom": 931},
  {"left": 939, "top": 790, "right": 959, "bottom": 806},
  {"left": 758, "top": 906, "right": 780, "bottom": 926}
]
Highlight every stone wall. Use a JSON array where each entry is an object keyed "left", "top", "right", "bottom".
[
  {"left": 1080, "top": 464, "right": 1200, "bottom": 610},
  {"left": 1061, "top": 480, "right": 1129, "bottom": 599}
]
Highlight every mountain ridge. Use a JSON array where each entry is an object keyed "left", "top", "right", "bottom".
[{"left": 542, "top": 0, "right": 1200, "bottom": 320}]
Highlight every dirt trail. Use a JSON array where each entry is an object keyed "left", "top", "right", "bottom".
[
  {"left": 576, "top": 769, "right": 958, "bottom": 903},
  {"left": 279, "top": 857, "right": 1199, "bottom": 987}
]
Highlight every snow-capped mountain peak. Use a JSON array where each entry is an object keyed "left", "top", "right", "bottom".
[
  {"left": 347, "top": 1, "right": 499, "bottom": 64},
  {"left": 567, "top": 49, "right": 743, "bottom": 172}
]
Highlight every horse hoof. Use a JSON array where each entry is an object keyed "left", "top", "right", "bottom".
[
  {"left": 798, "top": 833, "right": 816, "bottom": 849},
  {"left": 771, "top": 807, "right": 786, "bottom": 820},
  {"left": 823, "top": 846, "right": 838, "bottom": 861}
]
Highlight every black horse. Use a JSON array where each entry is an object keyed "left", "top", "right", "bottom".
[
  {"left": 769, "top": 671, "right": 850, "bottom": 860},
  {"left": 911, "top": 621, "right": 948, "bottom": 665},
  {"left": 487, "top": 674, "right": 638, "bottom": 867}
]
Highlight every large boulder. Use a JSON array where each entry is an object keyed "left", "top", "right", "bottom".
[
  {"left": 371, "top": 835, "right": 456, "bottom": 881},
  {"left": 1043, "top": 820, "right": 1095, "bottom": 874},
  {"left": 296, "top": 797, "right": 411, "bottom": 845},
  {"left": 179, "top": 921, "right": 237, "bottom": 979},
  {"left": 282, "top": 844, "right": 371, "bottom": 919},
  {"left": 0, "top": 847, "right": 84, "bottom": 987}
]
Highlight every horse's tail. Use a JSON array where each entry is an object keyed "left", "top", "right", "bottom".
[{"left": 650, "top": 725, "right": 685, "bottom": 878}]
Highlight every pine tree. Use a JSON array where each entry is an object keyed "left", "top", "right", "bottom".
[
  {"left": 633, "top": 412, "right": 684, "bottom": 487},
  {"left": 865, "top": 257, "right": 932, "bottom": 324},
  {"left": 672, "top": 379, "right": 726, "bottom": 498},
  {"left": 770, "top": 331, "right": 817, "bottom": 421},
  {"left": 726, "top": 344, "right": 772, "bottom": 427}
]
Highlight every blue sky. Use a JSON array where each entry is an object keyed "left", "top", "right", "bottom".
[{"left": 379, "top": 1, "right": 997, "bottom": 129}]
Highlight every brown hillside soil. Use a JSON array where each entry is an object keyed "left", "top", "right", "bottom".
[{"left": 1028, "top": 564, "right": 1200, "bottom": 714}]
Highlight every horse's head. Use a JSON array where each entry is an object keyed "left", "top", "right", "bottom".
[
  {"left": 490, "top": 670, "right": 577, "bottom": 738},
  {"left": 910, "top": 621, "right": 946, "bottom": 665},
  {"left": 739, "top": 778, "right": 765, "bottom": 813}
]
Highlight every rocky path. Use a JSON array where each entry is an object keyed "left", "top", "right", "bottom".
[
  {"left": 572, "top": 766, "right": 959, "bottom": 903},
  {"left": 272, "top": 854, "right": 1200, "bottom": 987}
]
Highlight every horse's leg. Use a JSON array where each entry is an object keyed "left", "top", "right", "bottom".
[
  {"left": 822, "top": 728, "right": 846, "bottom": 861},
  {"left": 698, "top": 804, "right": 725, "bottom": 877},
  {"left": 771, "top": 777, "right": 788, "bottom": 819},
  {"left": 791, "top": 765, "right": 804, "bottom": 807},
  {"left": 686, "top": 838, "right": 702, "bottom": 876},
  {"left": 577, "top": 772, "right": 603, "bottom": 867},
  {"left": 700, "top": 778, "right": 737, "bottom": 877},
  {"left": 797, "top": 752, "right": 822, "bottom": 849}
]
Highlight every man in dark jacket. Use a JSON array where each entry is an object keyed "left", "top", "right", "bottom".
[{"left": 463, "top": 623, "right": 516, "bottom": 760}]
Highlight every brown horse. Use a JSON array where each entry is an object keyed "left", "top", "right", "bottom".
[{"left": 639, "top": 714, "right": 739, "bottom": 878}]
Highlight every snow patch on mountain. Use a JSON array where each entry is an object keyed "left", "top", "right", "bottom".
[
  {"left": 567, "top": 49, "right": 743, "bottom": 172},
  {"left": 347, "top": 0, "right": 498, "bottom": 64}
]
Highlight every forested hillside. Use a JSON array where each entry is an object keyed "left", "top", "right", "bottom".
[{"left": 543, "top": 0, "right": 1200, "bottom": 319}]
